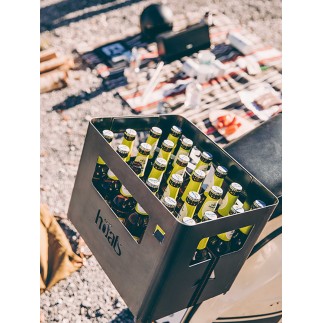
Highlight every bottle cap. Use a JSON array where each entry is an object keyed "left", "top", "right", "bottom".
[
  {"left": 209, "top": 186, "right": 223, "bottom": 199},
  {"left": 146, "top": 177, "right": 160, "bottom": 190},
  {"left": 229, "top": 204, "right": 245, "bottom": 215},
  {"left": 203, "top": 211, "right": 217, "bottom": 221},
  {"left": 182, "top": 217, "right": 196, "bottom": 226},
  {"left": 161, "top": 139, "right": 175, "bottom": 151},
  {"left": 193, "top": 169, "right": 206, "bottom": 180},
  {"left": 229, "top": 182, "right": 243, "bottom": 196},
  {"left": 124, "top": 128, "right": 137, "bottom": 140},
  {"left": 200, "top": 151, "right": 213, "bottom": 163},
  {"left": 187, "top": 191, "right": 201, "bottom": 203},
  {"left": 177, "top": 154, "right": 190, "bottom": 166},
  {"left": 138, "top": 143, "right": 152, "bottom": 155},
  {"left": 181, "top": 138, "right": 193, "bottom": 150},
  {"left": 150, "top": 126, "right": 162, "bottom": 137},
  {"left": 102, "top": 130, "right": 114, "bottom": 141},
  {"left": 170, "top": 125, "right": 182, "bottom": 137},
  {"left": 170, "top": 174, "right": 184, "bottom": 186},
  {"left": 155, "top": 157, "right": 167, "bottom": 168},
  {"left": 251, "top": 199, "right": 266, "bottom": 209},
  {"left": 163, "top": 196, "right": 177, "bottom": 210},
  {"left": 117, "top": 144, "right": 130, "bottom": 157},
  {"left": 215, "top": 165, "right": 228, "bottom": 178}
]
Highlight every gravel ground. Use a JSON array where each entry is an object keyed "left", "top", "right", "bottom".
[{"left": 40, "top": 0, "right": 281, "bottom": 322}]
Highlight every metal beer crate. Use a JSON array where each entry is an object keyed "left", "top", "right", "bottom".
[{"left": 68, "top": 115, "right": 278, "bottom": 322}]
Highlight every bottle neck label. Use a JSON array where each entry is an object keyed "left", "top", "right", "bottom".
[
  {"left": 107, "top": 169, "right": 118, "bottom": 181},
  {"left": 120, "top": 185, "right": 132, "bottom": 197},
  {"left": 134, "top": 154, "right": 149, "bottom": 177},
  {"left": 197, "top": 198, "right": 219, "bottom": 219},
  {"left": 197, "top": 237, "right": 209, "bottom": 250},
  {"left": 182, "top": 180, "right": 202, "bottom": 202},
  {"left": 204, "top": 176, "right": 224, "bottom": 196},
  {"left": 162, "top": 184, "right": 179, "bottom": 201},
  {"left": 178, "top": 202, "right": 196, "bottom": 222},
  {"left": 97, "top": 156, "right": 106, "bottom": 165},
  {"left": 158, "top": 149, "right": 172, "bottom": 163},
  {"left": 239, "top": 225, "right": 252, "bottom": 235},
  {"left": 173, "top": 148, "right": 190, "bottom": 166},
  {"left": 121, "top": 138, "right": 134, "bottom": 162},
  {"left": 167, "top": 134, "right": 179, "bottom": 153},
  {"left": 217, "top": 230, "right": 234, "bottom": 241},
  {"left": 146, "top": 136, "right": 159, "bottom": 159},
  {"left": 195, "top": 161, "right": 209, "bottom": 173},
  {"left": 217, "top": 193, "right": 238, "bottom": 217},
  {"left": 149, "top": 167, "right": 164, "bottom": 181},
  {"left": 135, "top": 203, "right": 147, "bottom": 215}
]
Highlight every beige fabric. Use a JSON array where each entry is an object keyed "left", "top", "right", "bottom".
[{"left": 40, "top": 204, "right": 83, "bottom": 294}]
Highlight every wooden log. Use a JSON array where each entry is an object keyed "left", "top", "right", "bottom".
[
  {"left": 40, "top": 48, "right": 57, "bottom": 62},
  {"left": 40, "top": 70, "right": 68, "bottom": 94},
  {"left": 40, "top": 55, "right": 74, "bottom": 74}
]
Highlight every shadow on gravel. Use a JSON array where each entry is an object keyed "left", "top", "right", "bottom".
[
  {"left": 110, "top": 308, "right": 135, "bottom": 323},
  {"left": 41, "top": 0, "right": 144, "bottom": 32}
]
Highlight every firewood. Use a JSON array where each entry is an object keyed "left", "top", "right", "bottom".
[
  {"left": 40, "top": 70, "right": 68, "bottom": 93},
  {"left": 40, "top": 56, "right": 74, "bottom": 74},
  {"left": 40, "top": 48, "right": 57, "bottom": 62}
]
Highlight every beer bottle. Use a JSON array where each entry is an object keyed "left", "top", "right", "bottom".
[
  {"left": 161, "top": 154, "right": 190, "bottom": 190},
  {"left": 177, "top": 169, "right": 206, "bottom": 211},
  {"left": 160, "top": 174, "right": 183, "bottom": 201},
  {"left": 217, "top": 182, "right": 243, "bottom": 217},
  {"left": 101, "top": 144, "right": 130, "bottom": 202},
  {"left": 145, "top": 126, "right": 162, "bottom": 159},
  {"left": 177, "top": 191, "right": 201, "bottom": 222},
  {"left": 121, "top": 128, "right": 137, "bottom": 162},
  {"left": 102, "top": 129, "right": 114, "bottom": 143},
  {"left": 124, "top": 178, "right": 160, "bottom": 242},
  {"left": 132, "top": 142, "right": 152, "bottom": 178},
  {"left": 181, "top": 151, "right": 213, "bottom": 192},
  {"left": 147, "top": 157, "right": 167, "bottom": 182},
  {"left": 162, "top": 196, "right": 177, "bottom": 214},
  {"left": 172, "top": 137, "right": 193, "bottom": 166},
  {"left": 230, "top": 200, "right": 266, "bottom": 251},
  {"left": 203, "top": 165, "right": 228, "bottom": 197},
  {"left": 208, "top": 205, "right": 244, "bottom": 256},
  {"left": 92, "top": 130, "right": 114, "bottom": 192},
  {"left": 191, "top": 211, "right": 217, "bottom": 264},
  {"left": 194, "top": 186, "right": 223, "bottom": 222},
  {"left": 166, "top": 125, "right": 182, "bottom": 154},
  {"left": 111, "top": 161, "right": 142, "bottom": 222},
  {"left": 156, "top": 139, "right": 175, "bottom": 163}
]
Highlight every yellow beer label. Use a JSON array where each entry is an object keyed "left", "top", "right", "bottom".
[
  {"left": 133, "top": 235, "right": 140, "bottom": 243},
  {"left": 198, "top": 200, "right": 218, "bottom": 219},
  {"left": 122, "top": 138, "right": 134, "bottom": 162},
  {"left": 197, "top": 237, "right": 209, "bottom": 250},
  {"left": 178, "top": 203, "right": 188, "bottom": 222},
  {"left": 196, "top": 163, "right": 209, "bottom": 173},
  {"left": 120, "top": 185, "right": 132, "bottom": 197},
  {"left": 217, "top": 230, "right": 234, "bottom": 241},
  {"left": 239, "top": 225, "right": 252, "bottom": 235},
  {"left": 135, "top": 203, "right": 147, "bottom": 215},
  {"left": 162, "top": 184, "right": 178, "bottom": 201},
  {"left": 107, "top": 169, "right": 118, "bottom": 181},
  {"left": 149, "top": 167, "right": 163, "bottom": 181},
  {"left": 167, "top": 134, "right": 179, "bottom": 153},
  {"left": 146, "top": 136, "right": 159, "bottom": 158},
  {"left": 182, "top": 180, "right": 202, "bottom": 202},
  {"left": 97, "top": 156, "right": 105, "bottom": 165}
]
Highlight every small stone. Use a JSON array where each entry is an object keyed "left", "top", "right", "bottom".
[{"left": 81, "top": 300, "right": 91, "bottom": 309}]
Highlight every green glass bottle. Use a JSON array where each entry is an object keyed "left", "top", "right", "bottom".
[
  {"left": 172, "top": 137, "right": 193, "bottom": 166},
  {"left": 217, "top": 182, "right": 243, "bottom": 217},
  {"left": 177, "top": 191, "right": 201, "bottom": 222},
  {"left": 132, "top": 142, "right": 151, "bottom": 178},
  {"left": 194, "top": 186, "right": 223, "bottom": 222},
  {"left": 121, "top": 128, "right": 137, "bottom": 162},
  {"left": 156, "top": 139, "right": 175, "bottom": 164},
  {"left": 203, "top": 165, "right": 228, "bottom": 197},
  {"left": 147, "top": 157, "right": 167, "bottom": 182},
  {"left": 145, "top": 126, "right": 162, "bottom": 159},
  {"left": 160, "top": 174, "right": 183, "bottom": 202},
  {"left": 166, "top": 125, "right": 182, "bottom": 154}
]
